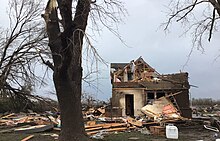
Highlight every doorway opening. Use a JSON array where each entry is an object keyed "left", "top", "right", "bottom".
[{"left": 125, "top": 94, "right": 134, "bottom": 116}]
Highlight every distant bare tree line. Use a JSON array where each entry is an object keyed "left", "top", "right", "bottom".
[{"left": 192, "top": 98, "right": 220, "bottom": 106}]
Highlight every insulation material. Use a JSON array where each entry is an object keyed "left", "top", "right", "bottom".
[{"left": 141, "top": 97, "right": 181, "bottom": 120}]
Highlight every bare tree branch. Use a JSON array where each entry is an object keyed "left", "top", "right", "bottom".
[
  {"left": 164, "top": 0, "right": 220, "bottom": 51},
  {"left": 0, "top": 0, "right": 50, "bottom": 101},
  {"left": 209, "top": 8, "right": 216, "bottom": 41}
]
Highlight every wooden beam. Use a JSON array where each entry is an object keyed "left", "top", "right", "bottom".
[{"left": 21, "top": 135, "right": 34, "bottom": 141}]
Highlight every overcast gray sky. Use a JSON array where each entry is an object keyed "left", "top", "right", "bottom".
[
  {"left": 1, "top": 0, "right": 220, "bottom": 101},
  {"left": 90, "top": 0, "right": 220, "bottom": 101}
]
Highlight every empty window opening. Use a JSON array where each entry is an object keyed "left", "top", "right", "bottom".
[{"left": 156, "top": 92, "right": 165, "bottom": 99}]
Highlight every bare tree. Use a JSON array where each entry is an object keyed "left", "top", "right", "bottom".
[
  {"left": 164, "top": 0, "right": 220, "bottom": 51},
  {"left": 42, "top": 0, "right": 126, "bottom": 140},
  {"left": 0, "top": 0, "right": 50, "bottom": 111}
]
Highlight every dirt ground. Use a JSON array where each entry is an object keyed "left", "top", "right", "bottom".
[{"left": 0, "top": 125, "right": 219, "bottom": 141}]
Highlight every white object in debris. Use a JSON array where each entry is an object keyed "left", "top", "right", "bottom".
[
  {"left": 152, "top": 77, "right": 161, "bottom": 82},
  {"left": 166, "top": 124, "right": 178, "bottom": 139},
  {"left": 57, "top": 119, "right": 61, "bottom": 128},
  {"left": 216, "top": 139, "right": 220, "bottom": 141}
]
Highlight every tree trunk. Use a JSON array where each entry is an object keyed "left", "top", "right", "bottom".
[
  {"left": 54, "top": 63, "right": 89, "bottom": 140},
  {"left": 42, "top": 0, "right": 91, "bottom": 140}
]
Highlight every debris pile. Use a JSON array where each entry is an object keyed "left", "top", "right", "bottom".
[
  {"left": 141, "top": 96, "right": 183, "bottom": 124},
  {"left": 1, "top": 97, "right": 220, "bottom": 140},
  {"left": 83, "top": 107, "right": 106, "bottom": 121},
  {"left": 1, "top": 113, "right": 51, "bottom": 127}
]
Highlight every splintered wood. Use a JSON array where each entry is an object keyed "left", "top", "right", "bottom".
[
  {"left": 0, "top": 111, "right": 187, "bottom": 138},
  {"left": 0, "top": 113, "right": 53, "bottom": 127},
  {"left": 0, "top": 113, "right": 56, "bottom": 133},
  {"left": 149, "top": 126, "right": 165, "bottom": 136},
  {"left": 85, "top": 122, "right": 130, "bottom": 135},
  {"left": 85, "top": 116, "right": 143, "bottom": 135},
  {"left": 21, "top": 135, "right": 34, "bottom": 141},
  {"left": 127, "top": 116, "right": 143, "bottom": 127}
]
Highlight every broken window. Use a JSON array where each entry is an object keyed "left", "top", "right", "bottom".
[
  {"left": 156, "top": 92, "right": 166, "bottom": 99},
  {"left": 146, "top": 92, "right": 155, "bottom": 104}
]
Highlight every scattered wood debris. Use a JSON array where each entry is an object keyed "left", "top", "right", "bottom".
[
  {"left": 21, "top": 135, "right": 34, "bottom": 141},
  {"left": 126, "top": 116, "right": 142, "bottom": 127},
  {"left": 14, "top": 124, "right": 54, "bottom": 133},
  {"left": 1, "top": 100, "right": 220, "bottom": 140},
  {"left": 149, "top": 126, "right": 165, "bottom": 136}
]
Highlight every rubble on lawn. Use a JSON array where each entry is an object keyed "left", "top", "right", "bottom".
[
  {"left": 1, "top": 97, "right": 220, "bottom": 140},
  {"left": 0, "top": 112, "right": 58, "bottom": 133}
]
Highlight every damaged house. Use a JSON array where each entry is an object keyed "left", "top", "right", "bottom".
[{"left": 110, "top": 57, "right": 192, "bottom": 118}]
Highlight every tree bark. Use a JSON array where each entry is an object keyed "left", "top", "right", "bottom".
[
  {"left": 42, "top": 0, "right": 91, "bottom": 140},
  {"left": 54, "top": 68, "right": 88, "bottom": 140}
]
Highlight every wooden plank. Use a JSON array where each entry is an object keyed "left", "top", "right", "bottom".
[
  {"left": 101, "top": 123, "right": 127, "bottom": 129},
  {"left": 107, "top": 127, "right": 128, "bottom": 132},
  {"left": 85, "top": 123, "right": 127, "bottom": 132},
  {"left": 14, "top": 124, "right": 54, "bottom": 133},
  {"left": 85, "top": 124, "right": 104, "bottom": 129},
  {"left": 86, "top": 130, "right": 100, "bottom": 135},
  {"left": 85, "top": 123, "right": 127, "bottom": 129},
  {"left": 85, "top": 127, "right": 103, "bottom": 132},
  {"left": 0, "top": 113, "right": 15, "bottom": 119},
  {"left": 48, "top": 116, "right": 59, "bottom": 125},
  {"left": 127, "top": 117, "right": 142, "bottom": 127},
  {"left": 0, "top": 119, "right": 11, "bottom": 125},
  {"left": 110, "top": 123, "right": 127, "bottom": 127},
  {"left": 53, "top": 127, "right": 61, "bottom": 131},
  {"left": 86, "top": 121, "right": 96, "bottom": 126},
  {"left": 85, "top": 123, "right": 129, "bottom": 135},
  {"left": 21, "top": 135, "right": 34, "bottom": 141}
]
